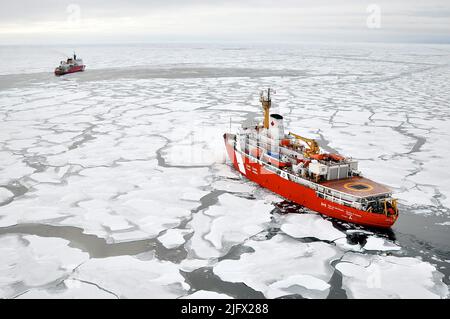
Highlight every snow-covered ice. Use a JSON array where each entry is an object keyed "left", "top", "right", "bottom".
[
  {"left": 158, "top": 228, "right": 192, "bottom": 249},
  {"left": 0, "top": 235, "right": 89, "bottom": 298},
  {"left": 181, "top": 290, "right": 233, "bottom": 299},
  {"left": 280, "top": 213, "right": 346, "bottom": 241},
  {"left": 363, "top": 236, "right": 401, "bottom": 252},
  {"left": 211, "top": 179, "right": 255, "bottom": 193},
  {"left": 70, "top": 255, "right": 189, "bottom": 298},
  {"left": 213, "top": 234, "right": 342, "bottom": 298},
  {"left": 336, "top": 253, "right": 449, "bottom": 299},
  {"left": 0, "top": 187, "right": 13, "bottom": 203},
  {"left": 17, "top": 279, "right": 117, "bottom": 299},
  {"left": 187, "top": 193, "right": 272, "bottom": 258}
]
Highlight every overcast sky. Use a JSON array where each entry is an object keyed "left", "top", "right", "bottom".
[{"left": 1, "top": 0, "right": 449, "bottom": 44}]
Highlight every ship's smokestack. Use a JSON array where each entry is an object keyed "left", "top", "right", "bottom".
[
  {"left": 269, "top": 114, "right": 284, "bottom": 154},
  {"left": 270, "top": 114, "right": 284, "bottom": 140}
]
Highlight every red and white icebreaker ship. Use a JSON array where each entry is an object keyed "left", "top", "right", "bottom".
[
  {"left": 224, "top": 89, "right": 399, "bottom": 228},
  {"left": 54, "top": 53, "right": 85, "bottom": 76}
]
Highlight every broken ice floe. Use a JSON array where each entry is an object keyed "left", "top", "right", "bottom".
[
  {"left": 211, "top": 179, "right": 255, "bottom": 193},
  {"left": 181, "top": 290, "right": 233, "bottom": 299},
  {"left": 181, "top": 190, "right": 210, "bottom": 201},
  {"left": 334, "top": 238, "right": 363, "bottom": 252},
  {"left": 0, "top": 187, "right": 14, "bottom": 203},
  {"left": 336, "top": 252, "right": 449, "bottom": 299},
  {"left": 158, "top": 229, "right": 193, "bottom": 249},
  {"left": 29, "top": 166, "right": 70, "bottom": 184},
  {"left": 0, "top": 235, "right": 89, "bottom": 298},
  {"left": 212, "top": 163, "right": 240, "bottom": 179},
  {"left": 213, "top": 234, "right": 342, "bottom": 298},
  {"left": 17, "top": 279, "right": 116, "bottom": 299},
  {"left": 161, "top": 121, "right": 226, "bottom": 167},
  {"left": 179, "top": 258, "right": 212, "bottom": 272},
  {"left": 363, "top": 236, "right": 401, "bottom": 252},
  {"left": 70, "top": 255, "right": 189, "bottom": 298},
  {"left": 187, "top": 193, "right": 272, "bottom": 259},
  {"left": 0, "top": 164, "right": 210, "bottom": 242},
  {"left": 0, "top": 152, "right": 35, "bottom": 185},
  {"left": 280, "top": 213, "right": 346, "bottom": 242}
]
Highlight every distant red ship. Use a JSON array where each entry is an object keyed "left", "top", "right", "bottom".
[
  {"left": 224, "top": 89, "right": 399, "bottom": 228},
  {"left": 54, "top": 53, "right": 85, "bottom": 76}
]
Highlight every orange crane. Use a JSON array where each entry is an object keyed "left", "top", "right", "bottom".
[{"left": 288, "top": 132, "right": 320, "bottom": 158}]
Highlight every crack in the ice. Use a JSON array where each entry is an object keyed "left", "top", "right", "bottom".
[{"left": 70, "top": 278, "right": 120, "bottom": 299}]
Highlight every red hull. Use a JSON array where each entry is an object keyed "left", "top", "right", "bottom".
[
  {"left": 224, "top": 135, "right": 397, "bottom": 228},
  {"left": 55, "top": 65, "right": 85, "bottom": 76}
]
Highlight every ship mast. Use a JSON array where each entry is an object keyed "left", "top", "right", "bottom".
[{"left": 260, "top": 88, "right": 274, "bottom": 129}]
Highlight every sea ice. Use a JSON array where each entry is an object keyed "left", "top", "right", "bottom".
[
  {"left": 336, "top": 253, "right": 449, "bottom": 299},
  {"left": 0, "top": 44, "right": 449, "bottom": 299},
  {"left": 334, "top": 237, "right": 363, "bottom": 252},
  {"left": 363, "top": 236, "right": 401, "bottom": 252},
  {"left": 212, "top": 163, "right": 240, "bottom": 179},
  {"left": 0, "top": 152, "right": 35, "bottom": 185},
  {"left": 187, "top": 193, "right": 272, "bottom": 258},
  {"left": 213, "top": 234, "right": 342, "bottom": 298},
  {"left": 181, "top": 190, "right": 210, "bottom": 201},
  {"left": 162, "top": 129, "right": 225, "bottom": 166},
  {"left": 280, "top": 213, "right": 346, "bottom": 241},
  {"left": 71, "top": 255, "right": 189, "bottom": 298},
  {"left": 179, "top": 258, "right": 212, "bottom": 272},
  {"left": 333, "top": 110, "right": 373, "bottom": 126},
  {"left": 211, "top": 179, "right": 255, "bottom": 193},
  {"left": 396, "top": 185, "right": 437, "bottom": 207},
  {"left": 158, "top": 229, "right": 192, "bottom": 249},
  {"left": 209, "top": 102, "right": 249, "bottom": 112},
  {"left": 18, "top": 279, "right": 116, "bottom": 299},
  {"left": 0, "top": 187, "right": 13, "bottom": 203},
  {"left": 267, "top": 274, "right": 330, "bottom": 298},
  {"left": 181, "top": 290, "right": 233, "bottom": 299},
  {"left": 0, "top": 235, "right": 89, "bottom": 298},
  {"left": 186, "top": 211, "right": 219, "bottom": 259},
  {"left": 358, "top": 157, "right": 416, "bottom": 189},
  {"left": 0, "top": 163, "right": 210, "bottom": 242},
  {"left": 29, "top": 166, "right": 70, "bottom": 184}
]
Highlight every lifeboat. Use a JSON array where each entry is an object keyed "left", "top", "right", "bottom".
[{"left": 310, "top": 153, "right": 346, "bottom": 161}]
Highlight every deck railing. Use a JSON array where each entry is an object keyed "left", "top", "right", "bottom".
[{"left": 235, "top": 146, "right": 370, "bottom": 211}]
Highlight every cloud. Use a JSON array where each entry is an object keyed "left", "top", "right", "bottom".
[{"left": 0, "top": 0, "right": 449, "bottom": 44}]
